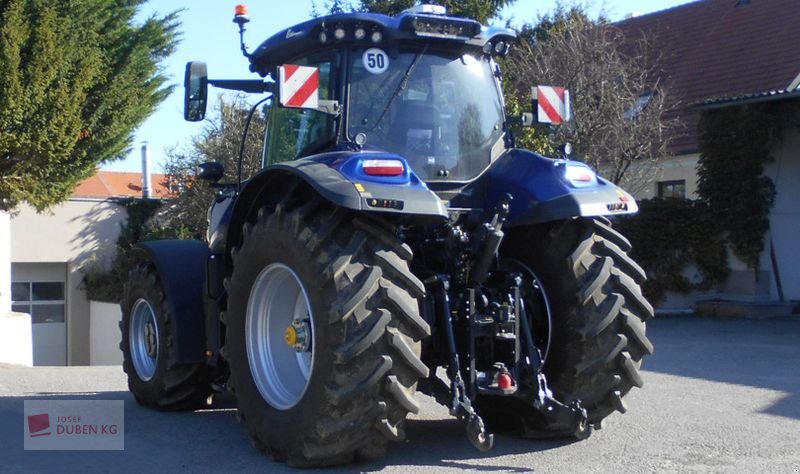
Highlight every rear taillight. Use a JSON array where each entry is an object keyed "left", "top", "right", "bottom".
[
  {"left": 362, "top": 159, "right": 404, "bottom": 176},
  {"left": 564, "top": 163, "right": 597, "bottom": 187}
]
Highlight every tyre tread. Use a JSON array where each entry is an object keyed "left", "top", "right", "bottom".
[
  {"left": 491, "top": 217, "right": 653, "bottom": 431},
  {"left": 227, "top": 192, "right": 425, "bottom": 466},
  {"left": 120, "top": 265, "right": 212, "bottom": 411}
]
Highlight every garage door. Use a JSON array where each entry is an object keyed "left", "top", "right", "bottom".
[{"left": 11, "top": 280, "right": 67, "bottom": 366}]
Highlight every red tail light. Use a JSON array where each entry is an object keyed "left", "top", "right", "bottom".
[
  {"left": 564, "top": 163, "right": 598, "bottom": 187},
  {"left": 362, "top": 159, "right": 404, "bottom": 176}
]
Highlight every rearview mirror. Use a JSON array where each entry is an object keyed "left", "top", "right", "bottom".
[
  {"left": 198, "top": 162, "right": 224, "bottom": 182},
  {"left": 184, "top": 61, "right": 208, "bottom": 122}
]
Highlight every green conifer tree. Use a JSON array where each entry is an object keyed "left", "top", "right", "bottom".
[{"left": 0, "top": 0, "right": 179, "bottom": 211}]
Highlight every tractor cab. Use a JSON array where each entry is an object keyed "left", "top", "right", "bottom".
[{"left": 186, "top": 5, "right": 516, "bottom": 184}]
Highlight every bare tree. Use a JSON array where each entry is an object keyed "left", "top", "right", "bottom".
[
  {"left": 503, "top": 7, "right": 679, "bottom": 194},
  {"left": 157, "top": 95, "right": 266, "bottom": 238}
]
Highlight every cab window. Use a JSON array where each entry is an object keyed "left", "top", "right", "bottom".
[{"left": 264, "top": 55, "right": 337, "bottom": 166}]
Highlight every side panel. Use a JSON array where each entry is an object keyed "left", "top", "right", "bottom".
[
  {"left": 208, "top": 195, "right": 235, "bottom": 254},
  {"left": 137, "top": 240, "right": 209, "bottom": 365}
]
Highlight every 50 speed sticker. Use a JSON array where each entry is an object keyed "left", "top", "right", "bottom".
[{"left": 363, "top": 48, "right": 389, "bottom": 74}]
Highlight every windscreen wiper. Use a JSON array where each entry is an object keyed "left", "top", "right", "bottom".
[{"left": 369, "top": 44, "right": 429, "bottom": 133}]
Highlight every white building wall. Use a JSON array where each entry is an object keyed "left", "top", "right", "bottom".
[
  {"left": 0, "top": 312, "right": 33, "bottom": 366},
  {"left": 1, "top": 212, "right": 10, "bottom": 315},
  {"left": 622, "top": 143, "right": 797, "bottom": 309},
  {"left": 10, "top": 199, "right": 127, "bottom": 365},
  {"left": 765, "top": 126, "right": 800, "bottom": 300},
  {"left": 11, "top": 199, "right": 125, "bottom": 263},
  {"left": 89, "top": 301, "right": 123, "bottom": 365},
  {"left": 628, "top": 153, "right": 701, "bottom": 200}
]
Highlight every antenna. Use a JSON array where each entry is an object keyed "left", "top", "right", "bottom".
[{"left": 233, "top": 4, "right": 251, "bottom": 58}]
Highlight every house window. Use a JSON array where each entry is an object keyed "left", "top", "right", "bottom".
[
  {"left": 10, "top": 281, "right": 66, "bottom": 323},
  {"left": 657, "top": 180, "right": 686, "bottom": 199}
]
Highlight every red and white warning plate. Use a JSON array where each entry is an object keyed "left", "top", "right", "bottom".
[
  {"left": 279, "top": 64, "right": 319, "bottom": 109},
  {"left": 536, "top": 86, "right": 570, "bottom": 124}
]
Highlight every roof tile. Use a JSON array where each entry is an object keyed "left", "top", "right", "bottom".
[
  {"left": 617, "top": 0, "right": 800, "bottom": 153},
  {"left": 72, "top": 171, "right": 174, "bottom": 199}
]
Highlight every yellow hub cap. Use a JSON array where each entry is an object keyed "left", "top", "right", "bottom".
[{"left": 284, "top": 325, "right": 298, "bottom": 347}]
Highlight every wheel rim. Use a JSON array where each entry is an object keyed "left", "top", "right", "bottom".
[
  {"left": 501, "top": 259, "right": 553, "bottom": 364},
  {"left": 130, "top": 298, "right": 159, "bottom": 382},
  {"left": 246, "top": 263, "right": 315, "bottom": 410}
]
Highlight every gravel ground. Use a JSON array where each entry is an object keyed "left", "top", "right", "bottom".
[{"left": 1, "top": 316, "right": 799, "bottom": 473}]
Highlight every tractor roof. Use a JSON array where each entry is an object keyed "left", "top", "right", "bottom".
[{"left": 247, "top": 10, "right": 516, "bottom": 77}]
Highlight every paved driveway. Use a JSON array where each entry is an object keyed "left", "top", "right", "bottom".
[{"left": 1, "top": 316, "right": 799, "bottom": 473}]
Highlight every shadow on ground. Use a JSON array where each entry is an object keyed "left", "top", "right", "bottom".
[
  {"left": 4, "top": 317, "right": 796, "bottom": 471},
  {"left": 0, "top": 390, "right": 575, "bottom": 472},
  {"left": 364, "top": 416, "right": 577, "bottom": 472},
  {"left": 644, "top": 316, "right": 800, "bottom": 420}
]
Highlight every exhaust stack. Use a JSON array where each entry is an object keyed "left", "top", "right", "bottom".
[{"left": 140, "top": 142, "right": 152, "bottom": 199}]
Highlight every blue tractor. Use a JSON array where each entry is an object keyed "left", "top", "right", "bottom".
[{"left": 120, "top": 5, "right": 653, "bottom": 467}]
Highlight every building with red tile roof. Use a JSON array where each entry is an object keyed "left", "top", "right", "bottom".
[
  {"left": 72, "top": 171, "right": 174, "bottom": 199},
  {"left": 618, "top": 0, "right": 800, "bottom": 155},
  {"left": 617, "top": 0, "right": 800, "bottom": 309},
  {"left": 8, "top": 169, "right": 176, "bottom": 366}
]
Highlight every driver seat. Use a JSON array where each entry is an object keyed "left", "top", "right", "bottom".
[{"left": 389, "top": 101, "right": 440, "bottom": 170}]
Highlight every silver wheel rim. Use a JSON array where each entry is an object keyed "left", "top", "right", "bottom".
[
  {"left": 246, "top": 263, "right": 315, "bottom": 410},
  {"left": 130, "top": 298, "right": 159, "bottom": 382}
]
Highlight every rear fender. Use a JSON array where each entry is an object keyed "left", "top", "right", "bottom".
[
  {"left": 272, "top": 155, "right": 448, "bottom": 217},
  {"left": 136, "top": 240, "right": 209, "bottom": 365},
  {"left": 225, "top": 155, "right": 447, "bottom": 269},
  {"left": 451, "top": 149, "right": 638, "bottom": 226}
]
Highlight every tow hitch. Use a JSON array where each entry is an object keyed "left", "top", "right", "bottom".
[{"left": 423, "top": 240, "right": 591, "bottom": 451}]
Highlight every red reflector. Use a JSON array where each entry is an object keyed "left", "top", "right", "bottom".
[
  {"left": 235, "top": 4, "right": 249, "bottom": 15},
  {"left": 497, "top": 373, "right": 513, "bottom": 390},
  {"left": 363, "top": 159, "right": 404, "bottom": 176}
]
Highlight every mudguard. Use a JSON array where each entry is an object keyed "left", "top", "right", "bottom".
[
  {"left": 223, "top": 151, "right": 448, "bottom": 266},
  {"left": 136, "top": 240, "right": 209, "bottom": 365},
  {"left": 450, "top": 149, "right": 638, "bottom": 226},
  {"left": 272, "top": 152, "right": 448, "bottom": 217}
]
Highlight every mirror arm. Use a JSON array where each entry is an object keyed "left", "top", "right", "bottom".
[
  {"left": 505, "top": 113, "right": 535, "bottom": 128},
  {"left": 208, "top": 79, "right": 273, "bottom": 94},
  {"left": 237, "top": 96, "right": 271, "bottom": 194},
  {"left": 317, "top": 100, "right": 341, "bottom": 116}
]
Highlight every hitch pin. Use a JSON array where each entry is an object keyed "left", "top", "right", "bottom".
[{"left": 467, "top": 414, "right": 494, "bottom": 451}]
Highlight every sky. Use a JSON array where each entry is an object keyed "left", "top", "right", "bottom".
[{"left": 104, "top": 0, "right": 696, "bottom": 173}]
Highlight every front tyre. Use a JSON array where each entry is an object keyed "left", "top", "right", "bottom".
[
  {"left": 120, "top": 265, "right": 212, "bottom": 410},
  {"left": 226, "top": 196, "right": 430, "bottom": 467}
]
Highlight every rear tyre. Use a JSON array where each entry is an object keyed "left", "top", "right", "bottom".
[
  {"left": 225, "top": 195, "right": 430, "bottom": 467},
  {"left": 120, "top": 265, "right": 212, "bottom": 410},
  {"left": 479, "top": 217, "right": 654, "bottom": 434}
]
